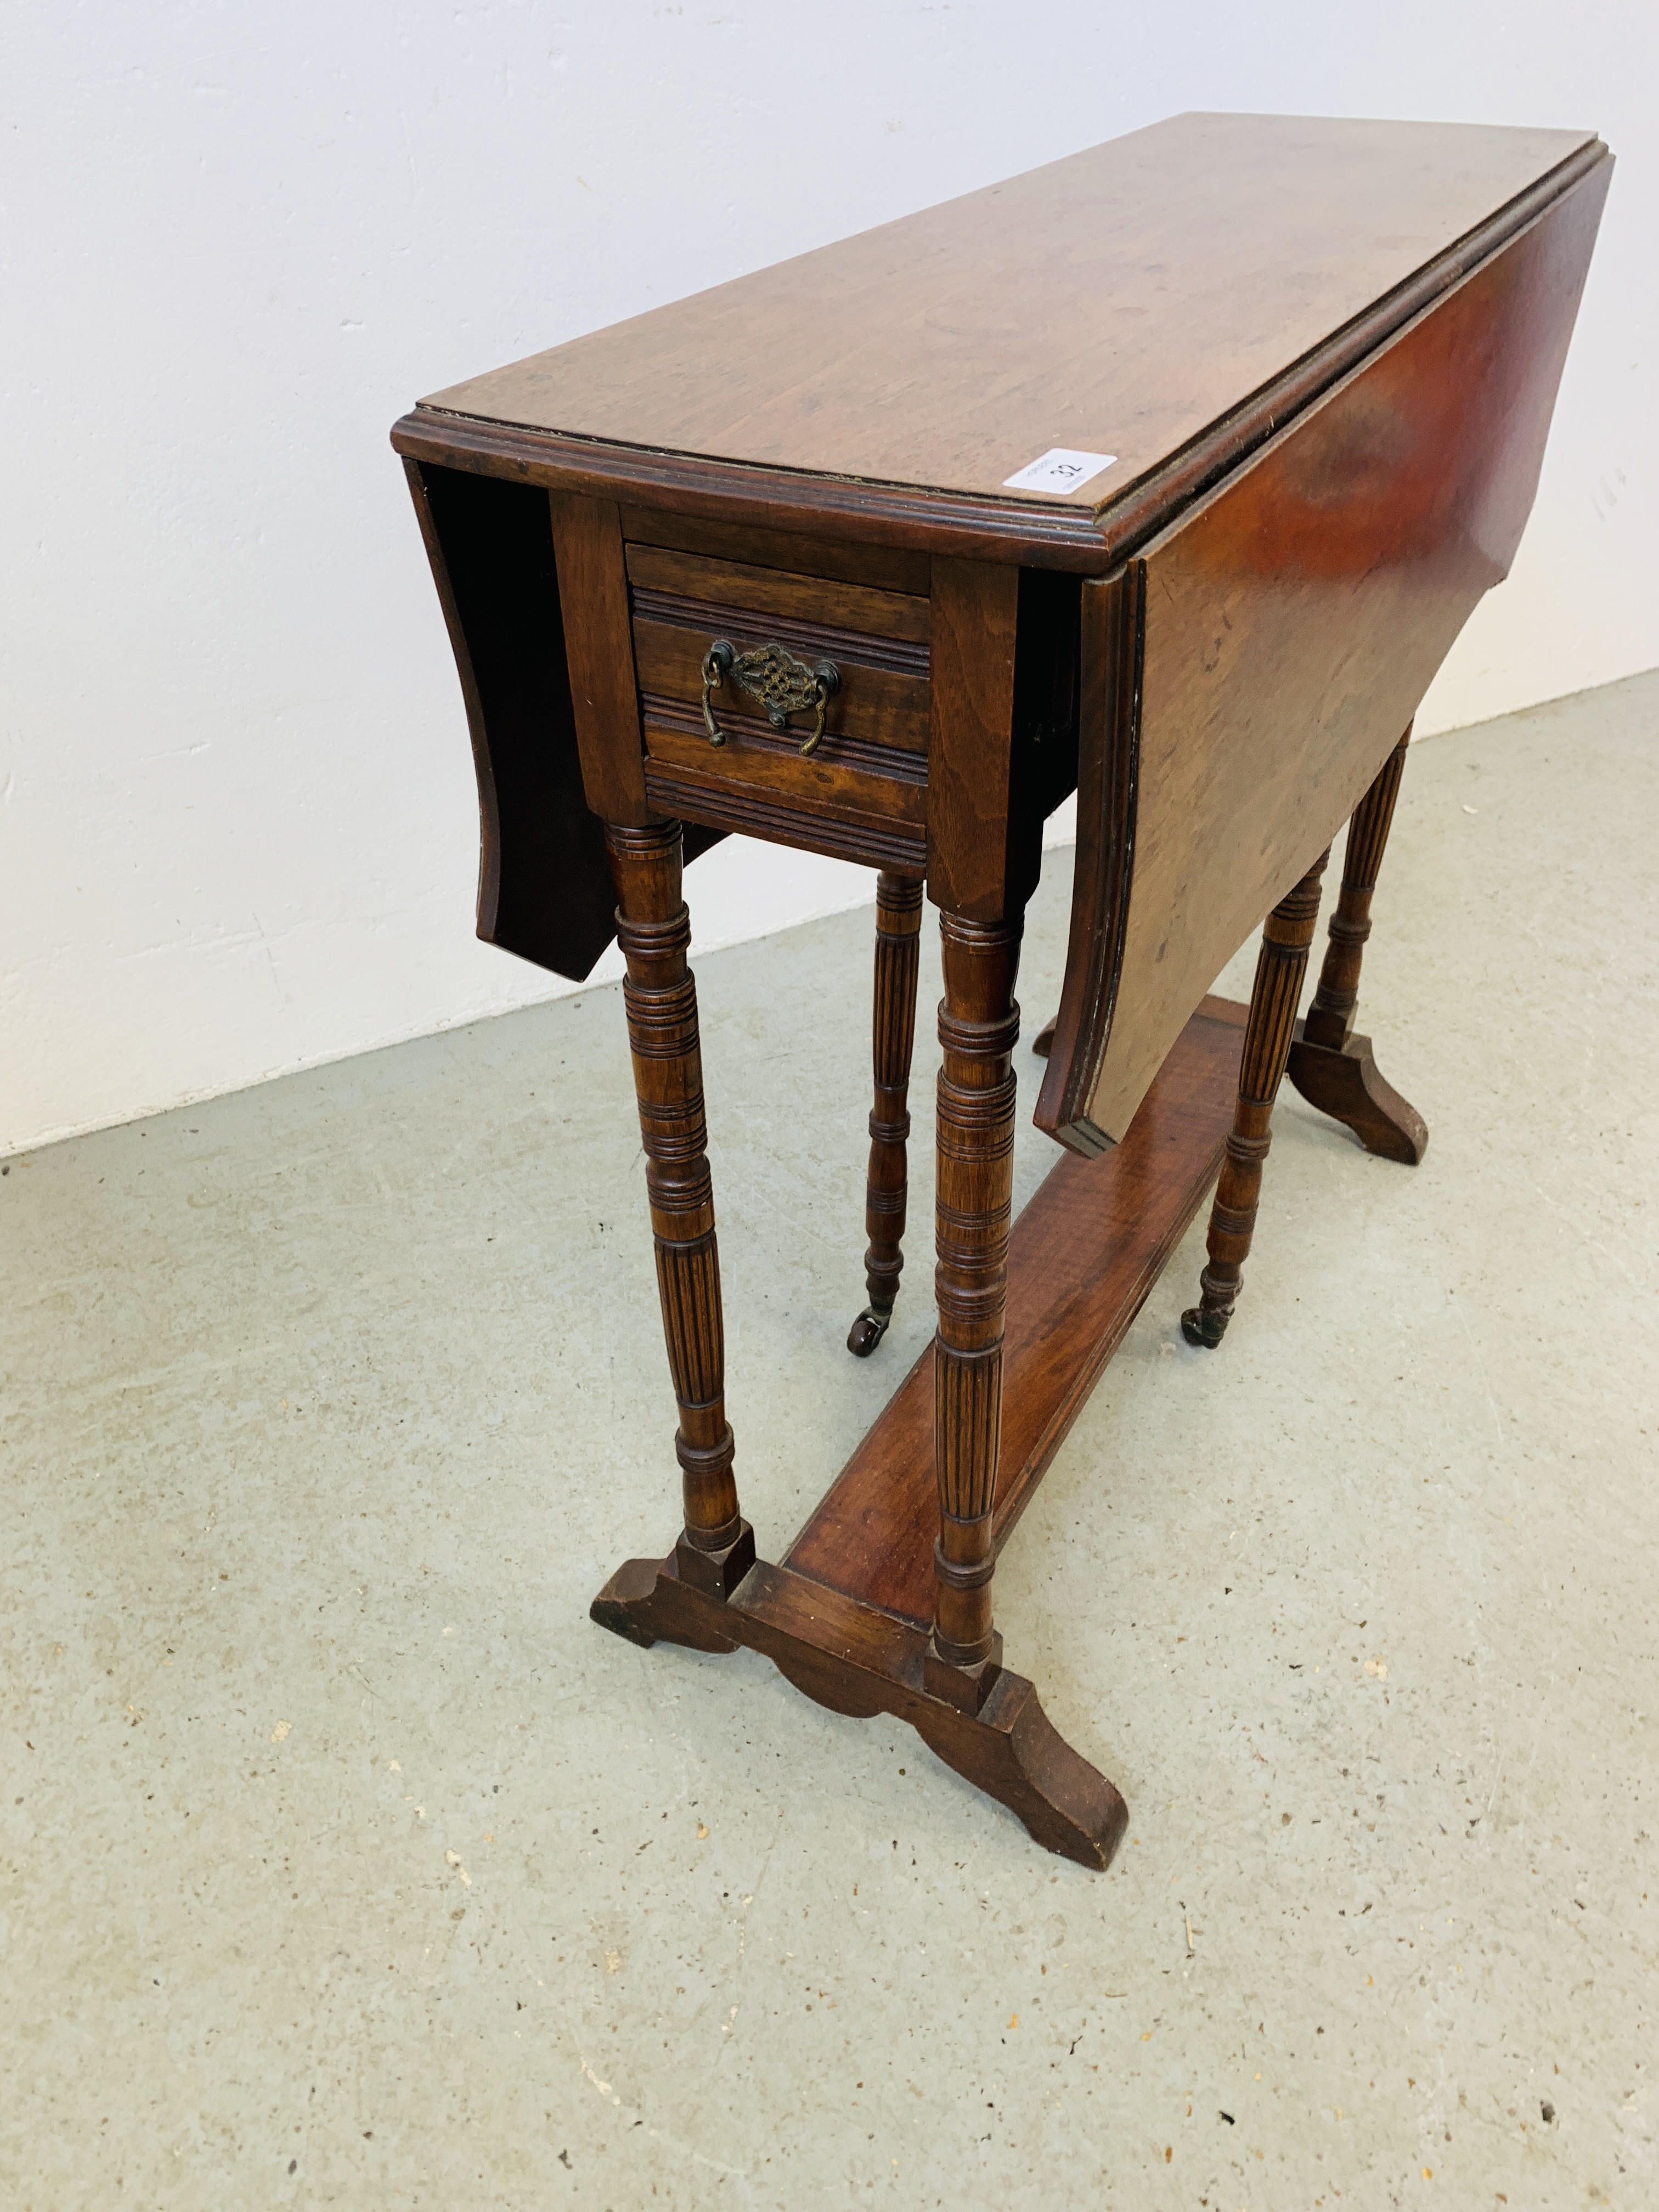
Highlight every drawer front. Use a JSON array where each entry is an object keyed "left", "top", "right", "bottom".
[{"left": 624, "top": 539, "right": 932, "bottom": 871}]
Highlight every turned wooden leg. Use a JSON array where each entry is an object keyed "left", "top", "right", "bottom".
[
  {"left": 926, "top": 911, "right": 1023, "bottom": 1713},
  {"left": 605, "top": 820, "right": 754, "bottom": 1600},
  {"left": 1304, "top": 733, "right": 1409, "bottom": 1050},
  {"left": 1182, "top": 850, "right": 1330, "bottom": 1349},
  {"left": 848, "top": 872, "right": 924, "bottom": 1357},
  {"left": 1286, "top": 727, "right": 1429, "bottom": 1164}
]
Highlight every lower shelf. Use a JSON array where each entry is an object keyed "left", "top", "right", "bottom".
[{"left": 784, "top": 993, "right": 1246, "bottom": 1624}]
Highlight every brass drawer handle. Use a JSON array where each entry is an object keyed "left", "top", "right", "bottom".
[{"left": 700, "top": 638, "right": 842, "bottom": 756}]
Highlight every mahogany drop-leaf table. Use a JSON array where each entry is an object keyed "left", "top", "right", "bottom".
[{"left": 393, "top": 113, "right": 1609, "bottom": 1867}]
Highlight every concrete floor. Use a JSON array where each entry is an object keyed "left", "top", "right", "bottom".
[{"left": 4, "top": 671, "right": 1657, "bottom": 2211}]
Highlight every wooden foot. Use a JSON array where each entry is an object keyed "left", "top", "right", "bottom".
[
  {"left": 590, "top": 1551, "right": 1126, "bottom": 1869},
  {"left": 1182, "top": 851, "right": 1330, "bottom": 1348},
  {"left": 1286, "top": 1025, "right": 1428, "bottom": 1164},
  {"left": 589, "top": 1512, "right": 755, "bottom": 1644},
  {"left": 589, "top": 1551, "right": 739, "bottom": 1654},
  {"left": 1284, "top": 727, "right": 1427, "bottom": 1164},
  {"left": 849, "top": 873, "right": 923, "bottom": 1357},
  {"left": 1030, "top": 1017, "right": 1057, "bottom": 1060}
]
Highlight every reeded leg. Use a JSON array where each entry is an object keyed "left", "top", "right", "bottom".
[
  {"left": 1182, "top": 850, "right": 1330, "bottom": 1349},
  {"left": 605, "top": 820, "right": 754, "bottom": 1600},
  {"left": 1286, "top": 727, "right": 1429, "bottom": 1164},
  {"left": 926, "top": 911, "right": 1023, "bottom": 1713},
  {"left": 848, "top": 872, "right": 924, "bottom": 1357}
]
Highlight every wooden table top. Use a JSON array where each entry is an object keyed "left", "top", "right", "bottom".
[{"left": 422, "top": 114, "right": 1593, "bottom": 523}]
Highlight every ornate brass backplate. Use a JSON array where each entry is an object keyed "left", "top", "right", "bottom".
[{"left": 700, "top": 638, "right": 842, "bottom": 755}]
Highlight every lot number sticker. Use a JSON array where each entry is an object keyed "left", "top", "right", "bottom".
[{"left": 1002, "top": 447, "right": 1118, "bottom": 496}]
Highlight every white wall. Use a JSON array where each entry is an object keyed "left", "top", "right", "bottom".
[{"left": 4, "top": 2, "right": 1654, "bottom": 1155}]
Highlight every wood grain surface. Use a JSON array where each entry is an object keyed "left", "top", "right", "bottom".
[
  {"left": 785, "top": 997, "right": 1246, "bottom": 1627},
  {"left": 422, "top": 116, "right": 1592, "bottom": 517},
  {"left": 1038, "top": 155, "right": 1610, "bottom": 1151},
  {"left": 548, "top": 492, "right": 652, "bottom": 827},
  {"left": 620, "top": 506, "right": 933, "bottom": 596},
  {"left": 926, "top": 558, "right": 1021, "bottom": 919},
  {"left": 642, "top": 712, "right": 926, "bottom": 821},
  {"left": 640, "top": 755, "right": 928, "bottom": 875},
  {"left": 625, "top": 544, "right": 931, "bottom": 645}
]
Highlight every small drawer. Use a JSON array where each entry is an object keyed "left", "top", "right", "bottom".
[{"left": 625, "top": 540, "right": 932, "bottom": 871}]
